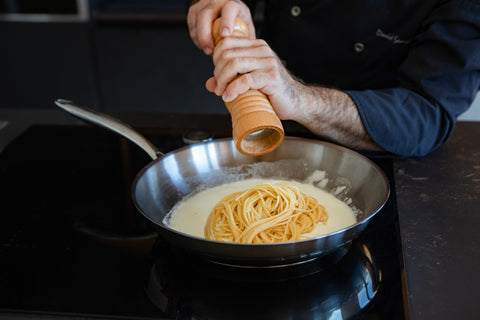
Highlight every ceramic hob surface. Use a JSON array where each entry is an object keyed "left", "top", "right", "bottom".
[{"left": 0, "top": 125, "right": 406, "bottom": 319}]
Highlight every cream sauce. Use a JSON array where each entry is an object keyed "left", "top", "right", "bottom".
[{"left": 166, "top": 178, "right": 357, "bottom": 240}]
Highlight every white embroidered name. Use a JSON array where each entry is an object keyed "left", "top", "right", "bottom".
[{"left": 376, "top": 28, "right": 410, "bottom": 45}]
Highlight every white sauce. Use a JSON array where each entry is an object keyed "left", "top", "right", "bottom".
[{"left": 166, "top": 178, "right": 357, "bottom": 240}]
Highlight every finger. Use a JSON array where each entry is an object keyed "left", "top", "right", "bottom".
[
  {"left": 214, "top": 56, "right": 266, "bottom": 97},
  {"left": 214, "top": 53, "right": 274, "bottom": 96},
  {"left": 212, "top": 39, "right": 272, "bottom": 86},
  {"left": 222, "top": 72, "right": 255, "bottom": 102},
  {"left": 212, "top": 38, "right": 270, "bottom": 66},
  {"left": 205, "top": 76, "right": 217, "bottom": 93},
  {"left": 221, "top": 56, "right": 281, "bottom": 102},
  {"left": 213, "top": 52, "right": 244, "bottom": 96},
  {"left": 219, "top": 2, "right": 242, "bottom": 37},
  {"left": 196, "top": 7, "right": 219, "bottom": 55},
  {"left": 245, "top": 19, "right": 256, "bottom": 40},
  {"left": 212, "top": 37, "right": 244, "bottom": 67},
  {"left": 222, "top": 68, "right": 274, "bottom": 102},
  {"left": 187, "top": 6, "right": 199, "bottom": 47}
]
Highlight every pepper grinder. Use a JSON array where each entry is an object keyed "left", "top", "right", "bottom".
[{"left": 212, "top": 17, "right": 285, "bottom": 156}]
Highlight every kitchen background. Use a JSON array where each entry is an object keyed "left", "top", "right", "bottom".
[{"left": 1, "top": 0, "right": 479, "bottom": 120}]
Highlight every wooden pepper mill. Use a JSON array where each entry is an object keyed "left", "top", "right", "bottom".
[{"left": 212, "top": 17, "right": 285, "bottom": 156}]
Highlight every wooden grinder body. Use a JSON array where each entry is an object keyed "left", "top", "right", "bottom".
[{"left": 212, "top": 18, "right": 285, "bottom": 156}]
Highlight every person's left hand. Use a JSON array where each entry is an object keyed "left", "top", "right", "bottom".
[{"left": 206, "top": 36, "right": 304, "bottom": 121}]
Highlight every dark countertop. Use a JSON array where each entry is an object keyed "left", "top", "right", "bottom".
[
  {"left": 394, "top": 121, "right": 480, "bottom": 319},
  {"left": 1, "top": 108, "right": 479, "bottom": 319}
]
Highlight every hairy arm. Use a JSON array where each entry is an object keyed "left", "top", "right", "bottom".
[
  {"left": 209, "top": 37, "right": 384, "bottom": 152},
  {"left": 189, "top": 0, "right": 480, "bottom": 157},
  {"left": 294, "top": 85, "right": 384, "bottom": 151}
]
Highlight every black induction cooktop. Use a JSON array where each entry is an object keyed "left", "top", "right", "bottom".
[{"left": 0, "top": 124, "right": 406, "bottom": 319}]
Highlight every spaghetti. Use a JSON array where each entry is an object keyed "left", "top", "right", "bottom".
[{"left": 204, "top": 182, "right": 328, "bottom": 243}]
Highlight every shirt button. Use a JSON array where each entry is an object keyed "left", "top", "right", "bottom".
[
  {"left": 291, "top": 5, "right": 301, "bottom": 17},
  {"left": 354, "top": 42, "right": 365, "bottom": 52}
]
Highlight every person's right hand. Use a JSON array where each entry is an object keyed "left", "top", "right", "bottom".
[{"left": 187, "top": 0, "right": 256, "bottom": 55}]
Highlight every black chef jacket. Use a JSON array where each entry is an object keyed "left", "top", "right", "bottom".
[{"left": 244, "top": 0, "right": 480, "bottom": 156}]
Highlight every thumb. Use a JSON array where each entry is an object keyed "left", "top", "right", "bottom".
[{"left": 205, "top": 77, "right": 217, "bottom": 93}]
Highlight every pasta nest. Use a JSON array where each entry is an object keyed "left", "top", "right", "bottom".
[{"left": 205, "top": 182, "right": 328, "bottom": 243}]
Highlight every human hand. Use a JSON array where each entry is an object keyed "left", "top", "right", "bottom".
[
  {"left": 187, "top": 0, "right": 255, "bottom": 55},
  {"left": 206, "top": 35, "right": 383, "bottom": 152},
  {"left": 206, "top": 37, "right": 304, "bottom": 121}
]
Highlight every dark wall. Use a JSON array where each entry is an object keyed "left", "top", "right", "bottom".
[
  {"left": 93, "top": 22, "right": 224, "bottom": 113},
  {"left": 0, "top": 20, "right": 226, "bottom": 114},
  {"left": 0, "top": 22, "right": 98, "bottom": 109}
]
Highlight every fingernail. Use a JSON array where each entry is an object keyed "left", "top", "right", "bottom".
[
  {"left": 221, "top": 27, "right": 230, "bottom": 37},
  {"left": 203, "top": 47, "right": 212, "bottom": 55},
  {"left": 222, "top": 93, "right": 232, "bottom": 102}
]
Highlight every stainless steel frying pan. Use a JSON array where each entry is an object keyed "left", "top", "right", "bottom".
[{"left": 55, "top": 99, "right": 390, "bottom": 267}]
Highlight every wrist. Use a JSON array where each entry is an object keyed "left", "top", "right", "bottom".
[{"left": 290, "top": 83, "right": 326, "bottom": 129}]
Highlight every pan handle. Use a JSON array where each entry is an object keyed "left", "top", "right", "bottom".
[{"left": 55, "top": 99, "right": 163, "bottom": 160}]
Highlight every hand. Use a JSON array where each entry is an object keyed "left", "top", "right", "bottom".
[
  {"left": 187, "top": 0, "right": 255, "bottom": 55},
  {"left": 206, "top": 37, "right": 384, "bottom": 152},
  {"left": 206, "top": 37, "right": 303, "bottom": 121}
]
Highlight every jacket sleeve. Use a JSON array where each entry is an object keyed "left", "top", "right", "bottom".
[{"left": 345, "top": 0, "right": 480, "bottom": 157}]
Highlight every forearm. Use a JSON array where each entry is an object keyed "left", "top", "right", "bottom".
[
  {"left": 290, "top": 84, "right": 384, "bottom": 152},
  {"left": 209, "top": 36, "right": 385, "bottom": 152}
]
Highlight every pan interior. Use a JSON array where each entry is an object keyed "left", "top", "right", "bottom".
[{"left": 134, "top": 138, "right": 389, "bottom": 233}]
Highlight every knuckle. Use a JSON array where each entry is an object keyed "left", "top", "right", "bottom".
[
  {"left": 255, "top": 39, "right": 275, "bottom": 56},
  {"left": 237, "top": 73, "right": 252, "bottom": 89},
  {"left": 220, "top": 37, "right": 234, "bottom": 47},
  {"left": 265, "top": 56, "right": 278, "bottom": 68},
  {"left": 256, "top": 39, "right": 268, "bottom": 47},
  {"left": 219, "top": 49, "right": 232, "bottom": 62},
  {"left": 198, "top": 35, "right": 210, "bottom": 46},
  {"left": 267, "top": 68, "right": 281, "bottom": 82},
  {"left": 230, "top": 58, "right": 243, "bottom": 72},
  {"left": 213, "top": 67, "right": 225, "bottom": 82},
  {"left": 196, "top": 9, "right": 209, "bottom": 21}
]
